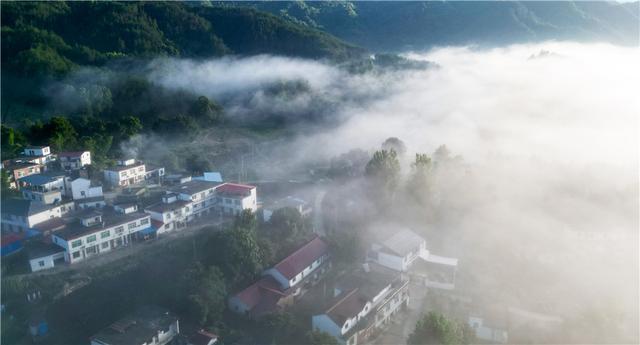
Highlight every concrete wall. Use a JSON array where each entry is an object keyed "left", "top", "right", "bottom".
[{"left": 29, "top": 251, "right": 65, "bottom": 272}]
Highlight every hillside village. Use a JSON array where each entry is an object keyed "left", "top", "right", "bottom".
[{"left": 0, "top": 144, "right": 490, "bottom": 345}]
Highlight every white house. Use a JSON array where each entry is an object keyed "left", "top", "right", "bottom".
[
  {"left": 1, "top": 199, "right": 75, "bottom": 234},
  {"left": 262, "top": 236, "right": 330, "bottom": 291},
  {"left": 51, "top": 209, "right": 150, "bottom": 264},
  {"left": 22, "top": 146, "right": 53, "bottom": 165},
  {"left": 229, "top": 236, "right": 330, "bottom": 317},
  {"left": 58, "top": 151, "right": 91, "bottom": 170},
  {"left": 169, "top": 180, "right": 220, "bottom": 219},
  {"left": 90, "top": 306, "right": 179, "bottom": 345},
  {"left": 103, "top": 159, "right": 146, "bottom": 187},
  {"left": 145, "top": 193, "right": 193, "bottom": 235},
  {"left": 70, "top": 177, "right": 103, "bottom": 200},
  {"left": 262, "top": 196, "right": 312, "bottom": 222},
  {"left": 367, "top": 228, "right": 428, "bottom": 272},
  {"left": 214, "top": 183, "right": 257, "bottom": 216},
  {"left": 27, "top": 242, "right": 66, "bottom": 272},
  {"left": 18, "top": 173, "right": 69, "bottom": 197},
  {"left": 312, "top": 264, "right": 410, "bottom": 345},
  {"left": 21, "top": 189, "right": 62, "bottom": 205}
]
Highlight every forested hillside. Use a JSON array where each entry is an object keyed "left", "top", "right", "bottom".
[{"left": 234, "top": 1, "right": 640, "bottom": 51}]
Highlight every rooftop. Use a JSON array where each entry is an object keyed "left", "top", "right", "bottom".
[
  {"left": 76, "top": 196, "right": 106, "bottom": 204},
  {"left": 169, "top": 180, "right": 220, "bottom": 196},
  {"left": 1, "top": 199, "right": 71, "bottom": 217},
  {"left": 215, "top": 183, "right": 255, "bottom": 197},
  {"left": 273, "top": 236, "right": 329, "bottom": 280},
  {"left": 105, "top": 162, "right": 145, "bottom": 172},
  {"left": 54, "top": 210, "right": 149, "bottom": 241},
  {"left": 26, "top": 241, "right": 65, "bottom": 259},
  {"left": 58, "top": 151, "right": 89, "bottom": 157},
  {"left": 233, "top": 275, "right": 289, "bottom": 317},
  {"left": 145, "top": 200, "right": 191, "bottom": 213},
  {"left": 91, "top": 305, "right": 178, "bottom": 345},
  {"left": 18, "top": 173, "right": 64, "bottom": 186},
  {"left": 379, "top": 228, "right": 425, "bottom": 257},
  {"left": 189, "top": 330, "right": 218, "bottom": 345}
]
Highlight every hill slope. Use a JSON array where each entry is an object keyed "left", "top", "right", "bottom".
[{"left": 234, "top": 1, "right": 639, "bottom": 51}]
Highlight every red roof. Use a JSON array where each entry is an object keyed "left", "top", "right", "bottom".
[
  {"left": 215, "top": 183, "right": 255, "bottom": 196},
  {"left": 1, "top": 234, "right": 23, "bottom": 246},
  {"left": 274, "top": 236, "right": 329, "bottom": 280},
  {"left": 58, "top": 151, "right": 88, "bottom": 157},
  {"left": 151, "top": 220, "right": 165, "bottom": 229},
  {"left": 233, "top": 276, "right": 287, "bottom": 316},
  {"left": 189, "top": 330, "right": 218, "bottom": 345},
  {"left": 326, "top": 288, "right": 368, "bottom": 326}
]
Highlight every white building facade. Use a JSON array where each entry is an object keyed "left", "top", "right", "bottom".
[
  {"left": 104, "top": 160, "right": 146, "bottom": 187},
  {"left": 58, "top": 151, "right": 91, "bottom": 170}
]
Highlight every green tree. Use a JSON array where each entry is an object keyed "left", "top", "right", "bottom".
[
  {"left": 182, "top": 264, "right": 227, "bottom": 325},
  {"left": 234, "top": 209, "right": 257, "bottom": 232},
  {"left": 306, "top": 330, "right": 339, "bottom": 345},
  {"left": 407, "top": 153, "right": 433, "bottom": 203},
  {"left": 29, "top": 116, "right": 78, "bottom": 151},
  {"left": 266, "top": 207, "right": 309, "bottom": 246},
  {"left": 205, "top": 227, "right": 264, "bottom": 286},
  {"left": 326, "top": 230, "right": 358, "bottom": 268},
  {"left": 408, "top": 312, "right": 474, "bottom": 345},
  {"left": 382, "top": 137, "right": 407, "bottom": 157},
  {"left": 191, "top": 95, "right": 223, "bottom": 125},
  {"left": 365, "top": 149, "right": 400, "bottom": 204}
]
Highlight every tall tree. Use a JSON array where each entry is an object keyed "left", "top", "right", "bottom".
[
  {"left": 365, "top": 149, "right": 400, "bottom": 205},
  {"left": 182, "top": 264, "right": 227, "bottom": 326},
  {"left": 382, "top": 137, "right": 407, "bottom": 157},
  {"left": 407, "top": 153, "right": 433, "bottom": 204},
  {"left": 205, "top": 227, "right": 264, "bottom": 286},
  {"left": 408, "top": 312, "right": 474, "bottom": 345},
  {"left": 306, "top": 330, "right": 338, "bottom": 345}
]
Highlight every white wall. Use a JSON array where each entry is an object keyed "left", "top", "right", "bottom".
[
  {"left": 29, "top": 251, "right": 64, "bottom": 272},
  {"left": 71, "top": 178, "right": 103, "bottom": 200}
]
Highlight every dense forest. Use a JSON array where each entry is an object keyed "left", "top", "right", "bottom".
[
  {"left": 234, "top": 1, "right": 640, "bottom": 51},
  {"left": 0, "top": 1, "right": 366, "bottom": 168}
]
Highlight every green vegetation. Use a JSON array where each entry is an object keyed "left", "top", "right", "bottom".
[{"left": 408, "top": 311, "right": 475, "bottom": 345}]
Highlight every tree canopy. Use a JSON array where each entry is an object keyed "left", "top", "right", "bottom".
[{"left": 408, "top": 312, "right": 475, "bottom": 345}]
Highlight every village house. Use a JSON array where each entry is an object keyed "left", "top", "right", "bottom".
[
  {"left": 103, "top": 159, "right": 146, "bottom": 187},
  {"left": 22, "top": 146, "right": 53, "bottom": 165},
  {"left": 90, "top": 305, "right": 179, "bottom": 345},
  {"left": 69, "top": 177, "right": 103, "bottom": 200},
  {"left": 26, "top": 241, "right": 66, "bottom": 272},
  {"left": 1, "top": 161, "right": 43, "bottom": 189},
  {"left": 144, "top": 164, "right": 166, "bottom": 185},
  {"left": 367, "top": 228, "right": 428, "bottom": 272},
  {"left": 312, "top": 264, "right": 410, "bottom": 345},
  {"left": 168, "top": 180, "right": 220, "bottom": 219},
  {"left": 229, "top": 236, "right": 330, "bottom": 317},
  {"left": 51, "top": 208, "right": 150, "bottom": 264},
  {"left": 368, "top": 228, "right": 458, "bottom": 289},
  {"left": 215, "top": 183, "right": 257, "bottom": 216},
  {"left": 262, "top": 196, "right": 312, "bottom": 222},
  {"left": 188, "top": 329, "right": 218, "bottom": 345},
  {"left": 18, "top": 172, "right": 70, "bottom": 203},
  {"left": 58, "top": 151, "right": 91, "bottom": 170},
  {"left": 1, "top": 199, "right": 75, "bottom": 235},
  {"left": 145, "top": 193, "right": 193, "bottom": 236}
]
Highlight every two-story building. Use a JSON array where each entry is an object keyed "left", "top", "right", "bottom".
[
  {"left": 169, "top": 180, "right": 220, "bottom": 219},
  {"left": 1, "top": 161, "right": 43, "bottom": 189},
  {"left": 1, "top": 199, "right": 75, "bottom": 234},
  {"left": 22, "top": 146, "right": 53, "bottom": 165},
  {"left": 229, "top": 236, "right": 330, "bottom": 317},
  {"left": 103, "top": 159, "right": 146, "bottom": 187},
  {"left": 90, "top": 305, "right": 180, "bottom": 345},
  {"left": 58, "top": 151, "right": 91, "bottom": 170},
  {"left": 215, "top": 183, "right": 257, "bottom": 216},
  {"left": 51, "top": 208, "right": 150, "bottom": 264},
  {"left": 18, "top": 173, "right": 69, "bottom": 203},
  {"left": 69, "top": 177, "right": 103, "bottom": 200},
  {"left": 145, "top": 193, "right": 193, "bottom": 236},
  {"left": 312, "top": 264, "right": 410, "bottom": 345}
]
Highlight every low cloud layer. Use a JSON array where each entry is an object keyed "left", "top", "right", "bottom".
[{"left": 52, "top": 41, "right": 639, "bottom": 342}]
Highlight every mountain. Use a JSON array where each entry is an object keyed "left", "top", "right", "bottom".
[
  {"left": 0, "top": 1, "right": 365, "bottom": 78},
  {"left": 230, "top": 1, "right": 639, "bottom": 52}
]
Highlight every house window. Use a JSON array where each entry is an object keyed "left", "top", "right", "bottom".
[
  {"left": 71, "top": 239, "right": 82, "bottom": 248},
  {"left": 87, "top": 235, "right": 97, "bottom": 243},
  {"left": 234, "top": 200, "right": 241, "bottom": 206},
  {"left": 128, "top": 222, "right": 136, "bottom": 229},
  {"left": 140, "top": 218, "right": 149, "bottom": 225},
  {"left": 72, "top": 251, "right": 81, "bottom": 259},
  {"left": 101, "top": 230, "right": 110, "bottom": 239},
  {"left": 115, "top": 226, "right": 124, "bottom": 234},
  {"left": 101, "top": 242, "right": 109, "bottom": 249},
  {"left": 81, "top": 191, "right": 86, "bottom": 197},
  {"left": 38, "top": 260, "right": 45, "bottom": 267}
]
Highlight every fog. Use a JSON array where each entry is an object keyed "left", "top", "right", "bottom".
[{"left": 59, "top": 41, "right": 639, "bottom": 342}]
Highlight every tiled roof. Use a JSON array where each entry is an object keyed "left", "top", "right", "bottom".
[
  {"left": 58, "top": 151, "right": 88, "bottom": 157},
  {"left": 169, "top": 180, "right": 220, "bottom": 195},
  {"left": 215, "top": 183, "right": 255, "bottom": 196},
  {"left": 54, "top": 211, "right": 149, "bottom": 241},
  {"left": 233, "top": 276, "right": 287, "bottom": 316},
  {"left": 326, "top": 288, "right": 368, "bottom": 326},
  {"left": 18, "top": 174, "right": 63, "bottom": 186},
  {"left": 189, "top": 330, "right": 218, "bottom": 345},
  {"left": 145, "top": 200, "right": 191, "bottom": 213},
  {"left": 273, "top": 236, "right": 329, "bottom": 280}
]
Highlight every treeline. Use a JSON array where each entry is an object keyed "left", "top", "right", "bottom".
[{"left": 1, "top": 1, "right": 362, "bottom": 80}]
